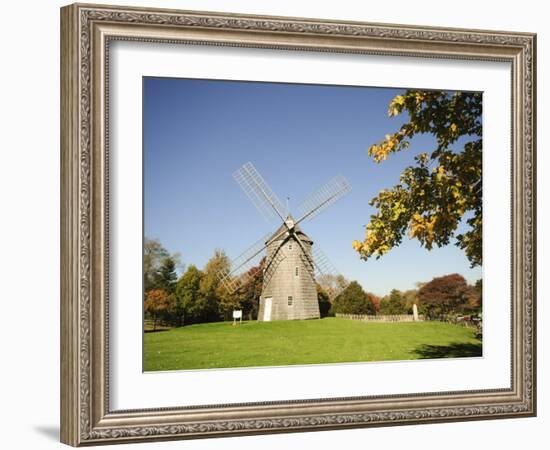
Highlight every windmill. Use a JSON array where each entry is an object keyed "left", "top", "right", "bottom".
[{"left": 220, "top": 162, "right": 351, "bottom": 321}]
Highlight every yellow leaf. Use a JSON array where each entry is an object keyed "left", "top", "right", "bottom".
[{"left": 394, "top": 95, "right": 405, "bottom": 105}]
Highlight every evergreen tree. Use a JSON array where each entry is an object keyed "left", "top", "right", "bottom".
[
  {"left": 379, "top": 289, "right": 408, "bottom": 315},
  {"left": 154, "top": 256, "right": 178, "bottom": 294},
  {"left": 143, "top": 238, "right": 182, "bottom": 294},
  {"left": 331, "top": 281, "right": 375, "bottom": 315}
]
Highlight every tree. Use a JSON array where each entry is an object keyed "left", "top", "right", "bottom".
[
  {"left": 153, "top": 256, "right": 178, "bottom": 294},
  {"left": 175, "top": 265, "right": 203, "bottom": 325},
  {"left": 369, "top": 293, "right": 381, "bottom": 314},
  {"left": 418, "top": 273, "right": 473, "bottom": 319},
  {"left": 402, "top": 289, "right": 419, "bottom": 313},
  {"left": 144, "top": 238, "right": 169, "bottom": 293},
  {"left": 143, "top": 238, "right": 182, "bottom": 294},
  {"left": 316, "top": 283, "right": 332, "bottom": 318},
  {"left": 331, "top": 281, "right": 376, "bottom": 315},
  {"left": 352, "top": 90, "right": 482, "bottom": 267},
  {"left": 199, "top": 249, "right": 230, "bottom": 322},
  {"left": 379, "top": 289, "right": 408, "bottom": 315},
  {"left": 317, "top": 274, "right": 349, "bottom": 303},
  {"left": 464, "top": 279, "right": 482, "bottom": 313},
  {"left": 238, "top": 261, "right": 265, "bottom": 320},
  {"left": 474, "top": 279, "right": 482, "bottom": 312},
  {"left": 144, "top": 289, "right": 175, "bottom": 331}
]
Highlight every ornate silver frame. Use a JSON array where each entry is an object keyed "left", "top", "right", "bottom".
[{"left": 60, "top": 3, "right": 536, "bottom": 446}]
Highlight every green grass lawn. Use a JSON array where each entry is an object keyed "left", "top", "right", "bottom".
[{"left": 143, "top": 317, "right": 481, "bottom": 371}]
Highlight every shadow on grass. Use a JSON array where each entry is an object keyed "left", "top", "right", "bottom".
[
  {"left": 413, "top": 342, "right": 482, "bottom": 359},
  {"left": 144, "top": 328, "right": 171, "bottom": 333}
]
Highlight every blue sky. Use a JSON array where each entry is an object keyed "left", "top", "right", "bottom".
[{"left": 143, "top": 77, "right": 482, "bottom": 297}]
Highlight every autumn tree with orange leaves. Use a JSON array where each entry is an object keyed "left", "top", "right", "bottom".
[
  {"left": 353, "top": 90, "right": 482, "bottom": 267},
  {"left": 144, "top": 289, "right": 175, "bottom": 331}
]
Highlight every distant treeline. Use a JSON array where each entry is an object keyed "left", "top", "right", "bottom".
[{"left": 144, "top": 238, "right": 482, "bottom": 330}]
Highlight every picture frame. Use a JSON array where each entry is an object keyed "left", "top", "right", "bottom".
[{"left": 60, "top": 2, "right": 536, "bottom": 446}]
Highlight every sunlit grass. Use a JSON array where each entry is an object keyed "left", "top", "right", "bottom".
[{"left": 143, "top": 317, "right": 481, "bottom": 371}]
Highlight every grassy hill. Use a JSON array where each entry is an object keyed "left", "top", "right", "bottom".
[{"left": 143, "top": 318, "right": 481, "bottom": 371}]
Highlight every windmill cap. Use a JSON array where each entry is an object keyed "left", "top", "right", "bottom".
[{"left": 266, "top": 215, "right": 313, "bottom": 245}]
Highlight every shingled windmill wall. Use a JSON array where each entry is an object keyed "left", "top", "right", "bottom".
[{"left": 258, "top": 224, "right": 320, "bottom": 321}]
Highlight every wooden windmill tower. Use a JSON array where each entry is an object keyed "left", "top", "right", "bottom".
[{"left": 220, "top": 162, "right": 351, "bottom": 321}]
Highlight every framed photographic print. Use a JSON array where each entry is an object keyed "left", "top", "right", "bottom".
[{"left": 60, "top": 3, "right": 536, "bottom": 446}]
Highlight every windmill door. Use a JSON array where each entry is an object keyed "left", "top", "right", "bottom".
[{"left": 263, "top": 298, "right": 272, "bottom": 321}]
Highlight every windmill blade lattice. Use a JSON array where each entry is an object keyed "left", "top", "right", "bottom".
[
  {"left": 218, "top": 232, "right": 271, "bottom": 293},
  {"left": 220, "top": 271, "right": 250, "bottom": 294},
  {"left": 297, "top": 175, "right": 351, "bottom": 223},
  {"left": 293, "top": 234, "right": 346, "bottom": 293},
  {"left": 262, "top": 247, "right": 287, "bottom": 287},
  {"left": 311, "top": 245, "right": 338, "bottom": 277},
  {"left": 312, "top": 245, "right": 349, "bottom": 297},
  {"left": 233, "top": 162, "right": 287, "bottom": 223},
  {"left": 299, "top": 253, "right": 316, "bottom": 282}
]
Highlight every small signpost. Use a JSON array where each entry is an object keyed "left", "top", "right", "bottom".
[{"left": 232, "top": 310, "right": 242, "bottom": 326}]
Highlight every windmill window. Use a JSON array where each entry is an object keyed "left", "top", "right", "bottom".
[
  {"left": 288, "top": 244, "right": 293, "bottom": 250},
  {"left": 288, "top": 296, "right": 293, "bottom": 306},
  {"left": 295, "top": 266, "right": 299, "bottom": 277}
]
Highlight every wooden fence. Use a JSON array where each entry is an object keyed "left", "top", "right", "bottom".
[{"left": 335, "top": 313, "right": 425, "bottom": 322}]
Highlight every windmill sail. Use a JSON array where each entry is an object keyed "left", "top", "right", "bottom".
[
  {"left": 297, "top": 175, "right": 351, "bottom": 224},
  {"left": 311, "top": 245, "right": 341, "bottom": 278},
  {"left": 233, "top": 162, "right": 287, "bottom": 223},
  {"left": 293, "top": 236, "right": 342, "bottom": 279},
  {"left": 299, "top": 244, "right": 349, "bottom": 298},
  {"left": 218, "top": 232, "right": 271, "bottom": 293},
  {"left": 262, "top": 247, "right": 287, "bottom": 287}
]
